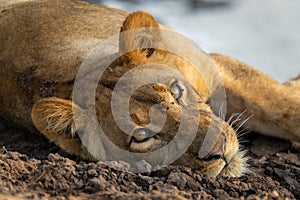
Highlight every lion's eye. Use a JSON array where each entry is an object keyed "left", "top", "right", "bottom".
[
  {"left": 133, "top": 128, "right": 148, "bottom": 142},
  {"left": 171, "top": 83, "right": 183, "bottom": 101}
]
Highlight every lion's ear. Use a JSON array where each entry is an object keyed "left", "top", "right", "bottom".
[
  {"left": 119, "top": 11, "right": 165, "bottom": 66},
  {"left": 31, "top": 97, "right": 81, "bottom": 140}
]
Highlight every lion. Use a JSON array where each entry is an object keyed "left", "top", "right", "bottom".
[{"left": 0, "top": 0, "right": 299, "bottom": 177}]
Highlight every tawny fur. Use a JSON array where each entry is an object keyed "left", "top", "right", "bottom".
[
  {"left": 0, "top": 0, "right": 299, "bottom": 177},
  {"left": 284, "top": 74, "right": 300, "bottom": 90}
]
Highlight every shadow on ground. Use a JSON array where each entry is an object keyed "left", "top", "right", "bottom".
[{"left": 0, "top": 117, "right": 299, "bottom": 199}]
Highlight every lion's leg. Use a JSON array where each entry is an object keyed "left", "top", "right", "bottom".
[{"left": 210, "top": 54, "right": 300, "bottom": 141}]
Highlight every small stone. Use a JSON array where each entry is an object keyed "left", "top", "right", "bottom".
[
  {"left": 162, "top": 185, "right": 179, "bottom": 194},
  {"left": 87, "top": 169, "right": 98, "bottom": 177},
  {"left": 88, "top": 176, "right": 106, "bottom": 191},
  {"left": 6, "top": 152, "right": 19, "bottom": 160},
  {"left": 270, "top": 190, "right": 279, "bottom": 198},
  {"left": 135, "top": 160, "right": 152, "bottom": 173},
  {"left": 167, "top": 172, "right": 187, "bottom": 190},
  {"left": 47, "top": 153, "right": 59, "bottom": 162}
]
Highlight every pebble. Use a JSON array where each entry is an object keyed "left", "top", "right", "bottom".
[{"left": 87, "top": 169, "right": 98, "bottom": 177}]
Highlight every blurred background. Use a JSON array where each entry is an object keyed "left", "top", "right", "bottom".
[{"left": 86, "top": 0, "right": 300, "bottom": 83}]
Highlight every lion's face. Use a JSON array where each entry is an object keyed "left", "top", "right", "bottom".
[
  {"left": 87, "top": 51, "right": 246, "bottom": 177},
  {"left": 31, "top": 11, "right": 247, "bottom": 177},
  {"left": 136, "top": 89, "right": 243, "bottom": 178}
]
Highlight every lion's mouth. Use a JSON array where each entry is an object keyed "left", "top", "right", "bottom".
[{"left": 218, "top": 150, "right": 247, "bottom": 177}]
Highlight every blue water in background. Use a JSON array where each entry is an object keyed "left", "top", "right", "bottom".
[{"left": 92, "top": 0, "right": 300, "bottom": 83}]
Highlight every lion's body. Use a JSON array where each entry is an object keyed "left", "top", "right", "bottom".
[
  {"left": 284, "top": 74, "right": 300, "bottom": 90},
  {"left": 212, "top": 54, "right": 300, "bottom": 141},
  {"left": 0, "top": 0, "right": 299, "bottom": 177},
  {"left": 0, "top": 0, "right": 127, "bottom": 130}
]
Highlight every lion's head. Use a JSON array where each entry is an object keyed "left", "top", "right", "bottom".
[{"left": 31, "top": 11, "right": 247, "bottom": 177}]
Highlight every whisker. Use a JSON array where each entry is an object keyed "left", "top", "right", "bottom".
[
  {"left": 235, "top": 114, "right": 253, "bottom": 133},
  {"left": 237, "top": 131, "right": 251, "bottom": 141},
  {"left": 233, "top": 110, "right": 247, "bottom": 125},
  {"left": 236, "top": 124, "right": 251, "bottom": 146},
  {"left": 238, "top": 138, "right": 251, "bottom": 145},
  {"left": 237, "top": 126, "right": 251, "bottom": 137},
  {"left": 227, "top": 113, "right": 240, "bottom": 125},
  {"left": 229, "top": 110, "right": 247, "bottom": 127},
  {"left": 237, "top": 133, "right": 250, "bottom": 141}
]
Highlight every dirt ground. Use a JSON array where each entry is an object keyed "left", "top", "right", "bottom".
[{"left": 0, "top": 117, "right": 299, "bottom": 200}]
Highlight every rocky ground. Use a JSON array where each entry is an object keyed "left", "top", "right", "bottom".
[{"left": 0, "top": 117, "right": 299, "bottom": 200}]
